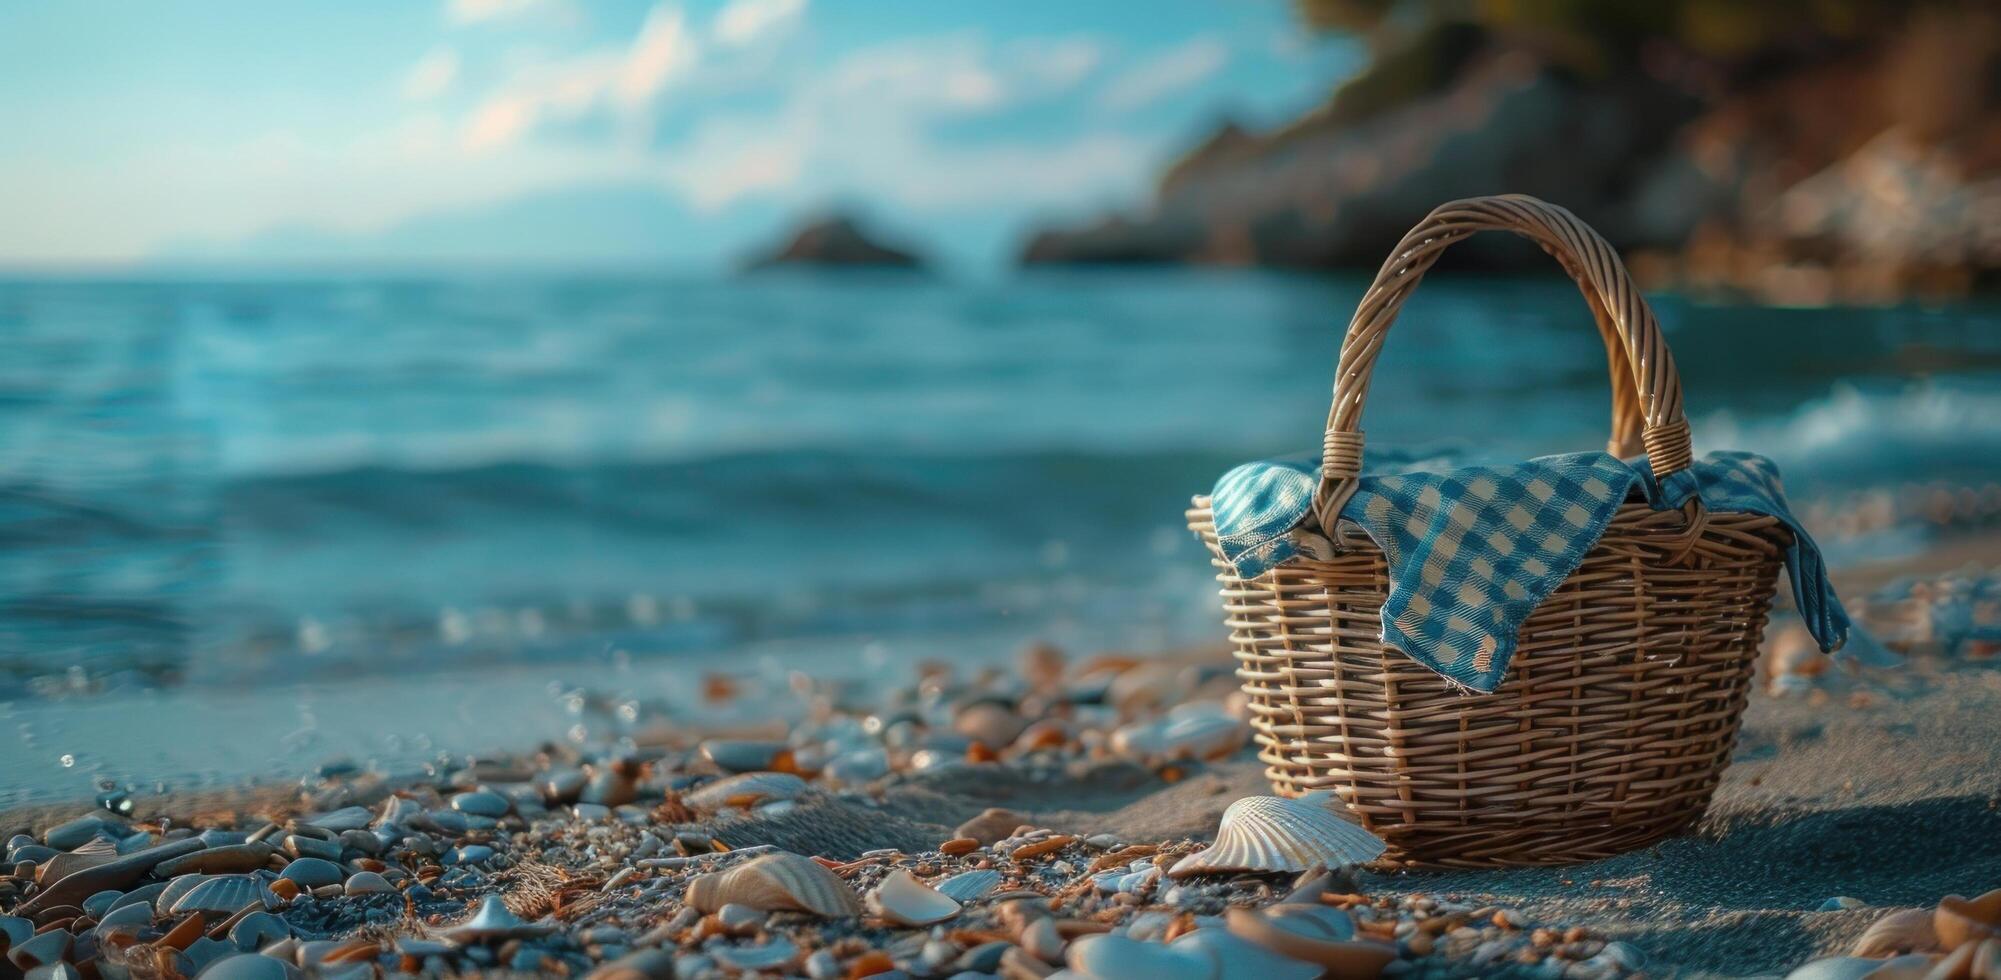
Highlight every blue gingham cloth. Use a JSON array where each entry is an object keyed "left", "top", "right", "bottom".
[{"left": 1208, "top": 449, "right": 1850, "bottom": 692}]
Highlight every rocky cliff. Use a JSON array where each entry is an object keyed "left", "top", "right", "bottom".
[
  {"left": 741, "top": 214, "right": 926, "bottom": 272},
  {"left": 1021, "top": 9, "right": 2001, "bottom": 303}
]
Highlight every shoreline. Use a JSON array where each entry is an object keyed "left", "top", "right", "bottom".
[{"left": 4, "top": 541, "right": 1997, "bottom": 978}]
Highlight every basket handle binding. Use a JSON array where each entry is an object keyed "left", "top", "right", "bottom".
[{"left": 1310, "top": 195, "right": 1697, "bottom": 538}]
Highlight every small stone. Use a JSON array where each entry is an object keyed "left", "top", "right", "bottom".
[
  {"left": 584, "top": 948, "right": 675, "bottom": 980},
  {"left": 279, "top": 858, "right": 345, "bottom": 889},
  {"left": 344, "top": 871, "right": 394, "bottom": 895},
  {"left": 227, "top": 911, "right": 290, "bottom": 952},
  {"left": 158, "top": 843, "right": 275, "bottom": 878},
  {"left": 81, "top": 889, "right": 123, "bottom": 918},
  {"left": 44, "top": 814, "right": 128, "bottom": 850},
  {"left": 940, "top": 837, "right": 979, "bottom": 857},
  {"left": 281, "top": 835, "right": 341, "bottom": 861},
  {"left": 1817, "top": 896, "right": 1866, "bottom": 912},
  {"left": 1002, "top": 946, "right": 1056, "bottom": 979},
  {"left": 700, "top": 739, "right": 788, "bottom": 773},
  {"left": 715, "top": 904, "right": 763, "bottom": 936},
  {"left": 454, "top": 845, "right": 496, "bottom": 865},
  {"left": 195, "top": 953, "right": 296, "bottom": 980},
  {"left": 955, "top": 808, "right": 1030, "bottom": 846},
  {"left": 9, "top": 930, "right": 70, "bottom": 970},
  {"left": 581, "top": 770, "right": 638, "bottom": 807},
  {"left": 451, "top": 791, "right": 511, "bottom": 817},
  {"left": 955, "top": 702, "right": 1028, "bottom": 749},
  {"left": 804, "top": 948, "right": 841, "bottom": 980},
  {"left": 301, "top": 806, "right": 372, "bottom": 832},
  {"left": 1021, "top": 916, "right": 1065, "bottom": 963},
  {"left": 95, "top": 902, "right": 152, "bottom": 939}
]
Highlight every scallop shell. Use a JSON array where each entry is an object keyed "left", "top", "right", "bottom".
[
  {"left": 933, "top": 869, "right": 1002, "bottom": 904},
  {"left": 442, "top": 894, "right": 557, "bottom": 942},
  {"left": 1851, "top": 908, "right": 1939, "bottom": 958},
  {"left": 169, "top": 874, "right": 278, "bottom": 916},
  {"left": 865, "top": 869, "right": 959, "bottom": 927},
  {"left": 39, "top": 835, "right": 121, "bottom": 884},
  {"left": 1938, "top": 889, "right": 2001, "bottom": 951},
  {"left": 683, "top": 852, "right": 861, "bottom": 918},
  {"left": 1168, "top": 794, "right": 1386, "bottom": 878},
  {"left": 682, "top": 772, "right": 809, "bottom": 812}
]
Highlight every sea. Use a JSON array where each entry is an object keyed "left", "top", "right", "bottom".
[{"left": 3, "top": 270, "right": 1999, "bottom": 806}]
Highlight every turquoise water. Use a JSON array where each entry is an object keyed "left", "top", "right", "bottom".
[{"left": 3, "top": 270, "right": 1999, "bottom": 804}]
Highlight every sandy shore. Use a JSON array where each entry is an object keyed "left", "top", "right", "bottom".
[{"left": 4, "top": 549, "right": 1997, "bottom": 979}]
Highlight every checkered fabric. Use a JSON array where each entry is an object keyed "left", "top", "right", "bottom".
[{"left": 1209, "top": 449, "right": 1849, "bottom": 692}]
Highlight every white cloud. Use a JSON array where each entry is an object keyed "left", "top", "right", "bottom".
[
  {"left": 460, "top": 2, "right": 696, "bottom": 150},
  {"left": 656, "top": 33, "right": 1147, "bottom": 214},
  {"left": 403, "top": 47, "right": 461, "bottom": 101},
  {"left": 712, "top": 0, "right": 806, "bottom": 48},
  {"left": 1098, "top": 37, "right": 1229, "bottom": 111},
  {"left": 618, "top": 5, "right": 697, "bottom": 106},
  {"left": 448, "top": 0, "right": 543, "bottom": 25},
  {"left": 1010, "top": 36, "right": 1102, "bottom": 91}
]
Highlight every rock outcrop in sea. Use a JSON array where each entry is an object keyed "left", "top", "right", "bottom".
[
  {"left": 1020, "top": 7, "right": 2001, "bottom": 303},
  {"left": 740, "top": 213, "right": 927, "bottom": 272}
]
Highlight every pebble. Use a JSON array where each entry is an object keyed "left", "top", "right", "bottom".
[
  {"left": 281, "top": 834, "right": 342, "bottom": 861},
  {"left": 43, "top": 814, "right": 127, "bottom": 851},
  {"left": 1022, "top": 916, "right": 1066, "bottom": 963},
  {"left": 451, "top": 791, "right": 512, "bottom": 817},
  {"left": 344, "top": 871, "right": 395, "bottom": 895},
  {"left": 715, "top": 903, "right": 763, "bottom": 935},
  {"left": 700, "top": 739, "right": 788, "bottom": 773},
  {"left": 197, "top": 954, "right": 296, "bottom": 980},
  {"left": 228, "top": 910, "right": 291, "bottom": 952},
  {"left": 955, "top": 808, "right": 1030, "bottom": 845},
  {"left": 302, "top": 806, "right": 373, "bottom": 832},
  {"left": 280, "top": 857, "right": 345, "bottom": 888},
  {"left": 805, "top": 948, "right": 842, "bottom": 980},
  {"left": 158, "top": 842, "right": 275, "bottom": 877}
]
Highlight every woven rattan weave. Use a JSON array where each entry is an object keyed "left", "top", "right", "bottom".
[{"left": 1188, "top": 196, "right": 1788, "bottom": 867}]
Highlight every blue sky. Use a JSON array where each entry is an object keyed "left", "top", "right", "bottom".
[{"left": 0, "top": 0, "right": 1359, "bottom": 271}]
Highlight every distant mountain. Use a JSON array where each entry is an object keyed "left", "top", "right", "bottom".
[
  {"left": 156, "top": 182, "right": 784, "bottom": 272},
  {"left": 738, "top": 213, "right": 929, "bottom": 272}
]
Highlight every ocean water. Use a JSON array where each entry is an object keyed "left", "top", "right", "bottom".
[{"left": 3, "top": 270, "right": 1999, "bottom": 805}]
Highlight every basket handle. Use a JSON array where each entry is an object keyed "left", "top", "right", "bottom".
[{"left": 1310, "top": 195, "right": 1694, "bottom": 536}]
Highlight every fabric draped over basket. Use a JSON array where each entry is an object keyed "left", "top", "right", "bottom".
[{"left": 1209, "top": 449, "right": 1850, "bottom": 693}]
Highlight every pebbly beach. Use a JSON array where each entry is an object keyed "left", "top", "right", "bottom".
[{"left": 4, "top": 536, "right": 1999, "bottom": 980}]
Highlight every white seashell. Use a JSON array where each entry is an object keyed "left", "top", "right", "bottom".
[
  {"left": 1850, "top": 908, "right": 1938, "bottom": 957},
  {"left": 39, "top": 835, "right": 121, "bottom": 884},
  {"left": 864, "top": 869, "right": 960, "bottom": 927},
  {"left": 171, "top": 874, "right": 278, "bottom": 916},
  {"left": 933, "top": 869, "right": 1002, "bottom": 904},
  {"left": 684, "top": 853, "right": 861, "bottom": 918},
  {"left": 1169, "top": 794, "right": 1385, "bottom": 878},
  {"left": 442, "top": 894, "right": 556, "bottom": 942},
  {"left": 683, "top": 772, "right": 810, "bottom": 811}
]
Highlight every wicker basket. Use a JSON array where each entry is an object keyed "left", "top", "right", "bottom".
[{"left": 1188, "top": 196, "right": 1789, "bottom": 868}]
